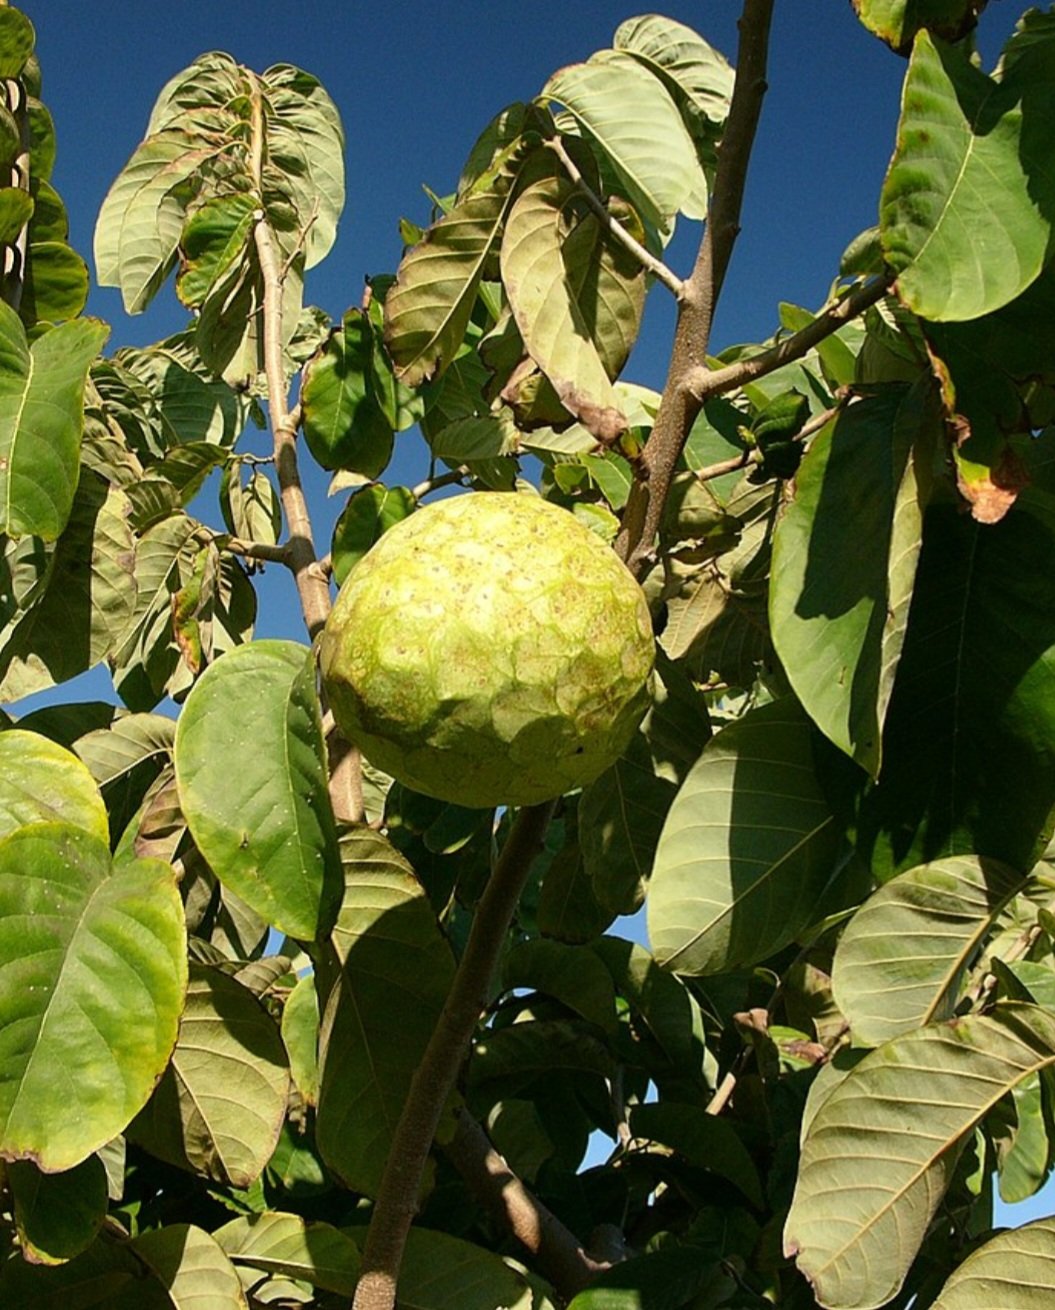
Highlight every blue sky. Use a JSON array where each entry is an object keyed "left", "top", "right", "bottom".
[{"left": 17, "top": 0, "right": 1055, "bottom": 1226}]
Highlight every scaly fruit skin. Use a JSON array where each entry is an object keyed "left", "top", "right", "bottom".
[{"left": 319, "top": 492, "right": 655, "bottom": 807}]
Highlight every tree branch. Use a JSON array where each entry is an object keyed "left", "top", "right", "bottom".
[
  {"left": 615, "top": 0, "right": 775, "bottom": 575},
  {"left": 352, "top": 801, "right": 557, "bottom": 1310},
  {"left": 250, "top": 87, "right": 331, "bottom": 643},
  {"left": 683, "top": 275, "right": 891, "bottom": 404},
  {"left": 546, "top": 136, "right": 684, "bottom": 299},
  {"left": 443, "top": 1109, "right": 612, "bottom": 1298}
]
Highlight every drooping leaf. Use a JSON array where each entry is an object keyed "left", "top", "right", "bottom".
[
  {"left": 175, "top": 640, "right": 343, "bottom": 941},
  {"left": 614, "top": 13, "right": 734, "bottom": 126},
  {"left": 0, "top": 728, "right": 108, "bottom": 843},
  {"left": 785, "top": 1003, "right": 1055, "bottom": 1309},
  {"left": 0, "top": 304, "right": 108, "bottom": 539},
  {"left": 176, "top": 191, "right": 257, "bottom": 308},
  {"left": 220, "top": 463, "right": 282, "bottom": 548},
  {"left": 21, "top": 240, "right": 90, "bottom": 326},
  {"left": 116, "top": 336, "right": 248, "bottom": 449},
  {"left": 501, "top": 173, "right": 627, "bottom": 438},
  {"left": 0, "top": 822, "right": 186, "bottom": 1172},
  {"left": 129, "top": 963, "right": 289, "bottom": 1188},
  {"left": 648, "top": 699, "right": 842, "bottom": 976},
  {"left": 630, "top": 1102, "right": 763, "bottom": 1207},
  {"left": 880, "top": 29, "right": 1055, "bottom": 321},
  {"left": 315, "top": 827, "right": 456, "bottom": 1196},
  {"left": 832, "top": 856, "right": 1025, "bottom": 1046},
  {"left": 859, "top": 487, "right": 1055, "bottom": 876},
  {"left": 770, "top": 383, "right": 938, "bottom": 775},
  {"left": 384, "top": 139, "right": 534, "bottom": 388},
  {"left": 502, "top": 937, "right": 617, "bottom": 1033},
  {"left": 330, "top": 482, "right": 415, "bottom": 587},
  {"left": 992, "top": 1071, "right": 1051, "bottom": 1205},
  {"left": 541, "top": 50, "right": 707, "bottom": 226},
  {"left": 280, "top": 971, "right": 320, "bottom": 1105},
  {"left": 0, "top": 474, "right": 135, "bottom": 703},
  {"left": 854, "top": 0, "right": 989, "bottom": 56},
  {"left": 94, "top": 132, "right": 218, "bottom": 314},
  {"left": 7, "top": 1154, "right": 108, "bottom": 1265},
  {"left": 213, "top": 1212, "right": 360, "bottom": 1295},
  {"left": 301, "top": 309, "right": 394, "bottom": 475}
]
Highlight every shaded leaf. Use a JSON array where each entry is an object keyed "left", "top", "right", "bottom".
[
  {"left": 0, "top": 7, "right": 34, "bottom": 79},
  {"left": 21, "top": 240, "right": 89, "bottom": 326},
  {"left": 130, "top": 964, "right": 289, "bottom": 1189},
  {"left": 770, "top": 383, "right": 938, "bottom": 775},
  {"left": 176, "top": 191, "right": 256, "bottom": 307},
  {"left": 502, "top": 937, "right": 617, "bottom": 1032},
  {"left": 330, "top": 482, "right": 415, "bottom": 587},
  {"left": 280, "top": 971, "right": 320, "bottom": 1105},
  {"left": 7, "top": 1154, "right": 107, "bottom": 1265},
  {"left": 854, "top": 0, "right": 990, "bottom": 57},
  {"left": 301, "top": 309, "right": 394, "bottom": 475},
  {"left": 648, "top": 699, "right": 841, "bottom": 976},
  {"left": 315, "top": 827, "right": 455, "bottom": 1196},
  {"left": 630, "top": 1102, "right": 763, "bottom": 1208}
]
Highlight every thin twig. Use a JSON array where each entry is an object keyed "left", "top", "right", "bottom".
[
  {"left": 683, "top": 276, "right": 891, "bottom": 404},
  {"left": 615, "top": 0, "right": 776, "bottom": 575},
  {"left": 352, "top": 802, "right": 557, "bottom": 1310},
  {"left": 547, "top": 136, "right": 684, "bottom": 299},
  {"left": 443, "top": 1109, "right": 613, "bottom": 1297},
  {"left": 410, "top": 467, "right": 469, "bottom": 502},
  {"left": 689, "top": 397, "right": 847, "bottom": 485}
]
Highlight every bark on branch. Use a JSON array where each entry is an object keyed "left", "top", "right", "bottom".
[{"left": 352, "top": 801, "right": 557, "bottom": 1310}]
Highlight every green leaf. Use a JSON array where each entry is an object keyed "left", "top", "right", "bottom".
[
  {"left": 27, "top": 99, "right": 54, "bottom": 182},
  {"left": 0, "top": 474, "right": 135, "bottom": 702},
  {"left": 117, "top": 337, "right": 248, "bottom": 449},
  {"left": 301, "top": 310, "right": 394, "bottom": 475},
  {"left": 220, "top": 464, "right": 282, "bottom": 547},
  {"left": 129, "top": 963, "right": 289, "bottom": 1188},
  {"left": 384, "top": 141, "right": 531, "bottom": 388},
  {"left": 7, "top": 1154, "right": 107, "bottom": 1265},
  {"left": 94, "top": 132, "right": 218, "bottom": 314},
  {"left": 0, "top": 823, "right": 186, "bottom": 1172},
  {"left": 315, "top": 827, "right": 455, "bottom": 1196},
  {"left": 770, "top": 383, "right": 938, "bottom": 775},
  {"left": 280, "top": 971, "right": 320, "bottom": 1105},
  {"left": 21, "top": 241, "right": 90, "bottom": 326},
  {"left": 854, "top": 0, "right": 991, "bottom": 56},
  {"left": 0, "top": 186, "right": 33, "bottom": 244},
  {"left": 330, "top": 482, "right": 415, "bottom": 587},
  {"left": 992, "top": 1072, "right": 1050, "bottom": 1204},
  {"left": 630, "top": 1102, "right": 763, "bottom": 1207},
  {"left": 130, "top": 1224, "right": 248, "bottom": 1307},
  {"left": 502, "top": 937, "right": 617, "bottom": 1033},
  {"left": 859, "top": 489, "right": 1055, "bottom": 876},
  {"left": 175, "top": 640, "right": 343, "bottom": 941},
  {"left": 930, "top": 1215, "right": 1055, "bottom": 1308},
  {"left": 880, "top": 30, "right": 1055, "bottom": 321},
  {"left": 648, "top": 699, "right": 841, "bottom": 976},
  {"left": 390, "top": 1227, "right": 535, "bottom": 1310},
  {"left": 542, "top": 50, "right": 707, "bottom": 225},
  {"left": 176, "top": 192, "right": 257, "bottom": 308},
  {"left": 832, "top": 856, "right": 1025, "bottom": 1046},
  {"left": 785, "top": 1003, "right": 1055, "bottom": 1309},
  {"left": 501, "top": 173, "right": 627, "bottom": 437},
  {"left": 0, "top": 8, "right": 34, "bottom": 78},
  {"left": 214, "top": 1212, "right": 360, "bottom": 1294},
  {"left": 0, "top": 305, "right": 108, "bottom": 539},
  {"left": 0, "top": 728, "right": 108, "bottom": 843},
  {"left": 567, "top": 1247, "right": 728, "bottom": 1310},
  {"left": 614, "top": 14, "right": 734, "bottom": 126}
]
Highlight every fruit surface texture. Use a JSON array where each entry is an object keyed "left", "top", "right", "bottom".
[{"left": 319, "top": 492, "right": 655, "bottom": 807}]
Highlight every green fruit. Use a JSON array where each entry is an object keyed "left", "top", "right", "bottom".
[{"left": 319, "top": 492, "right": 655, "bottom": 808}]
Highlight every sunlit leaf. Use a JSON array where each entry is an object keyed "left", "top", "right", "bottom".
[
  {"left": 0, "top": 823, "right": 186, "bottom": 1172},
  {"left": 175, "top": 640, "right": 343, "bottom": 940},
  {"left": 0, "top": 304, "right": 108, "bottom": 539},
  {"left": 0, "top": 728, "right": 108, "bottom": 843},
  {"left": 785, "top": 1003, "right": 1055, "bottom": 1309},
  {"left": 214, "top": 1212, "right": 359, "bottom": 1294},
  {"left": 832, "top": 855, "right": 1025, "bottom": 1046},
  {"left": 880, "top": 29, "right": 1055, "bottom": 321}
]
